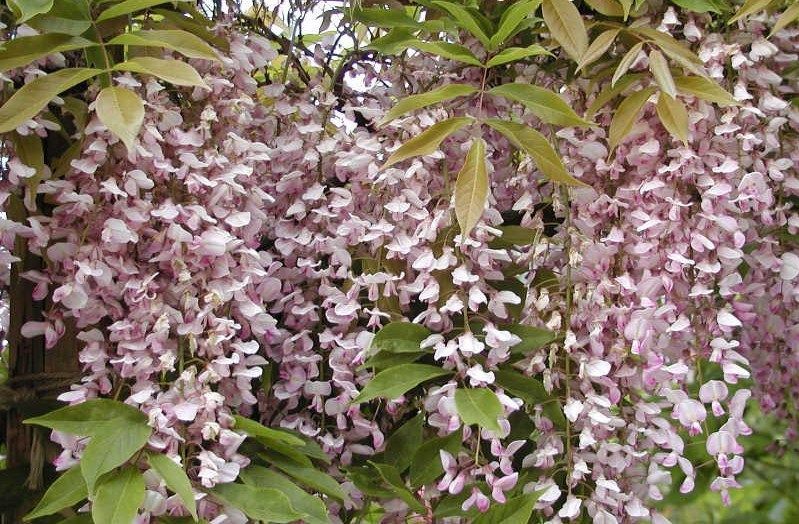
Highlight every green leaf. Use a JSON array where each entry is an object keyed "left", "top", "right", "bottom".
[
  {"left": 352, "top": 364, "right": 451, "bottom": 404},
  {"left": 95, "top": 86, "right": 145, "bottom": 155},
  {"left": 382, "top": 117, "right": 472, "bottom": 169},
  {"left": 379, "top": 84, "right": 477, "bottom": 126},
  {"left": 0, "top": 34, "right": 95, "bottom": 73},
  {"left": 58, "top": 515, "right": 94, "bottom": 524},
  {"left": 485, "top": 45, "right": 550, "bottom": 68},
  {"left": 493, "top": 369, "right": 549, "bottom": 405},
  {"left": 24, "top": 398, "right": 147, "bottom": 435},
  {"left": 8, "top": 0, "right": 54, "bottom": 23},
  {"left": 0, "top": 68, "right": 100, "bottom": 134},
  {"left": 432, "top": 1, "right": 492, "bottom": 47},
  {"left": 494, "top": 369, "right": 566, "bottom": 428},
  {"left": 97, "top": 0, "right": 189, "bottom": 22},
  {"left": 92, "top": 467, "right": 146, "bottom": 524},
  {"left": 260, "top": 452, "right": 348, "bottom": 502},
  {"left": 409, "top": 430, "right": 462, "bottom": 486},
  {"left": 669, "top": 0, "right": 730, "bottom": 14},
  {"left": 542, "top": 0, "right": 588, "bottom": 61},
  {"left": 674, "top": 76, "right": 738, "bottom": 107},
  {"left": 577, "top": 29, "right": 620, "bottom": 72},
  {"left": 232, "top": 416, "right": 304, "bottom": 446},
  {"left": 506, "top": 324, "right": 558, "bottom": 353},
  {"left": 771, "top": 1, "right": 799, "bottom": 36},
  {"left": 107, "top": 30, "right": 219, "bottom": 61},
  {"left": 608, "top": 86, "right": 656, "bottom": 153},
  {"left": 211, "top": 483, "right": 303, "bottom": 523},
  {"left": 347, "top": 465, "right": 396, "bottom": 499},
  {"left": 473, "top": 491, "right": 542, "bottom": 524},
  {"left": 148, "top": 453, "right": 198, "bottom": 521},
  {"left": 293, "top": 435, "right": 331, "bottom": 464},
  {"left": 366, "top": 29, "right": 416, "bottom": 55},
  {"left": 584, "top": 0, "right": 624, "bottom": 17},
  {"left": 113, "top": 57, "right": 206, "bottom": 87},
  {"left": 370, "top": 322, "right": 431, "bottom": 354},
  {"left": 351, "top": 6, "right": 420, "bottom": 28},
  {"left": 81, "top": 423, "right": 151, "bottom": 493},
  {"left": 488, "top": 84, "right": 590, "bottom": 127},
  {"left": 239, "top": 466, "right": 331, "bottom": 524},
  {"left": 454, "top": 388, "right": 503, "bottom": 433},
  {"left": 360, "top": 350, "right": 425, "bottom": 371},
  {"left": 611, "top": 42, "right": 644, "bottom": 87},
  {"left": 656, "top": 91, "right": 689, "bottom": 144},
  {"left": 484, "top": 119, "right": 587, "bottom": 186},
  {"left": 411, "top": 40, "right": 483, "bottom": 66},
  {"left": 728, "top": 0, "right": 773, "bottom": 24},
  {"left": 256, "top": 435, "right": 313, "bottom": 467},
  {"left": 648, "top": 49, "right": 676, "bottom": 99},
  {"left": 26, "top": 1, "right": 92, "bottom": 35},
  {"left": 24, "top": 465, "right": 87, "bottom": 521},
  {"left": 488, "top": 225, "right": 538, "bottom": 249},
  {"left": 434, "top": 490, "right": 483, "bottom": 519},
  {"left": 369, "top": 462, "right": 425, "bottom": 512},
  {"left": 490, "top": 0, "right": 540, "bottom": 50},
  {"left": 454, "top": 138, "right": 489, "bottom": 238},
  {"left": 382, "top": 412, "right": 424, "bottom": 472}
]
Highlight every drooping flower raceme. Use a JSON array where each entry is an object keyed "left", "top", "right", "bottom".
[{"left": 1, "top": 5, "right": 798, "bottom": 523}]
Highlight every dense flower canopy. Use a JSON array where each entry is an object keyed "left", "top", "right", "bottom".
[{"left": 1, "top": 0, "right": 799, "bottom": 522}]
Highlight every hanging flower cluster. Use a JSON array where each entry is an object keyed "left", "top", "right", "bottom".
[{"left": 1, "top": 2, "right": 799, "bottom": 523}]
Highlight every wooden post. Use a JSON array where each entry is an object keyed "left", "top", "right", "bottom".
[{"left": 1, "top": 242, "right": 80, "bottom": 520}]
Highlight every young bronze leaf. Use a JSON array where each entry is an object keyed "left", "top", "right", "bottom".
[
  {"left": 0, "top": 68, "right": 101, "bottom": 134},
  {"left": 96, "top": 0, "right": 191, "bottom": 22},
  {"left": 674, "top": 76, "right": 738, "bottom": 107},
  {"left": 454, "top": 138, "right": 489, "bottom": 237},
  {"left": 584, "top": 0, "right": 624, "bottom": 17},
  {"left": 608, "top": 86, "right": 656, "bottom": 153},
  {"left": 8, "top": 0, "right": 54, "bottom": 23},
  {"left": 0, "top": 34, "right": 95, "bottom": 73},
  {"left": 648, "top": 49, "right": 677, "bottom": 99},
  {"left": 770, "top": 1, "right": 799, "bottom": 37},
  {"left": 484, "top": 119, "right": 587, "bottom": 187},
  {"left": 728, "top": 0, "right": 773, "bottom": 25},
  {"left": 635, "top": 27, "right": 707, "bottom": 78},
  {"left": 619, "top": 0, "right": 634, "bottom": 18},
  {"left": 656, "top": 91, "right": 690, "bottom": 144},
  {"left": 488, "top": 84, "right": 590, "bottom": 127},
  {"left": 587, "top": 74, "right": 643, "bottom": 117},
  {"left": 382, "top": 117, "right": 472, "bottom": 169},
  {"left": 113, "top": 57, "right": 207, "bottom": 87},
  {"left": 107, "top": 29, "right": 219, "bottom": 61},
  {"left": 379, "top": 84, "right": 477, "bottom": 126},
  {"left": 95, "top": 86, "right": 145, "bottom": 155},
  {"left": 542, "top": 0, "right": 588, "bottom": 61},
  {"left": 612, "top": 42, "right": 644, "bottom": 87},
  {"left": 578, "top": 29, "right": 620, "bottom": 72}
]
